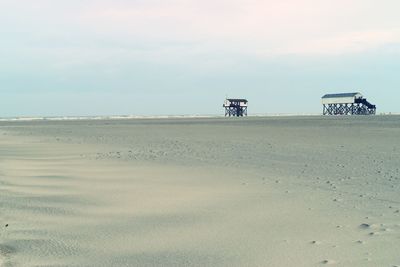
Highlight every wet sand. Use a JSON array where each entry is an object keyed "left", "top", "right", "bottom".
[{"left": 1, "top": 116, "right": 400, "bottom": 266}]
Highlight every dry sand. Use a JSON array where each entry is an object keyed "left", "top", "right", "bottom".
[{"left": 1, "top": 116, "right": 400, "bottom": 266}]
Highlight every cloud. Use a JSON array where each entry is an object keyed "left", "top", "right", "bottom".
[
  {"left": 1, "top": 0, "right": 399, "bottom": 70},
  {"left": 71, "top": 0, "right": 400, "bottom": 58},
  {"left": 260, "top": 30, "right": 400, "bottom": 56}
]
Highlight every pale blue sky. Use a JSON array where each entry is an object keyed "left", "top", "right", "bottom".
[{"left": 1, "top": 0, "right": 399, "bottom": 116}]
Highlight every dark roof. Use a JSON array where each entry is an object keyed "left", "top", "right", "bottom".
[
  {"left": 322, "top": 92, "right": 360, "bottom": 99},
  {"left": 227, "top": 99, "right": 248, "bottom": 102}
]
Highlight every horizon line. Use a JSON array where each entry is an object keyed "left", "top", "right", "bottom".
[{"left": 0, "top": 113, "right": 399, "bottom": 122}]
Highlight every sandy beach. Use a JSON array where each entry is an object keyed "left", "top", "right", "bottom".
[{"left": 1, "top": 116, "right": 400, "bottom": 266}]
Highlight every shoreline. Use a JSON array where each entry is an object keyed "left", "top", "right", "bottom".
[
  {"left": 0, "top": 113, "right": 343, "bottom": 122},
  {"left": 0, "top": 113, "right": 399, "bottom": 123}
]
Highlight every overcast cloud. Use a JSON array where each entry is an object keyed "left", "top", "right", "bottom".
[{"left": 0, "top": 0, "right": 399, "bottom": 116}]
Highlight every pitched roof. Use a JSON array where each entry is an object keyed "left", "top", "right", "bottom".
[
  {"left": 226, "top": 99, "right": 248, "bottom": 102},
  {"left": 322, "top": 92, "right": 360, "bottom": 99}
]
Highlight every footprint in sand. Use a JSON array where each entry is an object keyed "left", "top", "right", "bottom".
[
  {"left": 359, "top": 223, "right": 371, "bottom": 229},
  {"left": 359, "top": 223, "right": 380, "bottom": 230},
  {"left": 0, "top": 244, "right": 17, "bottom": 257},
  {"left": 321, "top": 259, "right": 336, "bottom": 265},
  {"left": 369, "top": 232, "right": 380, "bottom": 236}
]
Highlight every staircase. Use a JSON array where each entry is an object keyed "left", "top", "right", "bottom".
[{"left": 355, "top": 98, "right": 376, "bottom": 115}]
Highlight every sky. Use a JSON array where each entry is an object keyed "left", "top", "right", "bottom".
[{"left": 1, "top": 0, "right": 399, "bottom": 116}]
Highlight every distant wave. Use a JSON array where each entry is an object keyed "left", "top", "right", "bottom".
[
  {"left": 0, "top": 115, "right": 222, "bottom": 122},
  {"left": 0, "top": 113, "right": 397, "bottom": 122},
  {"left": 251, "top": 113, "right": 321, "bottom": 117}
]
